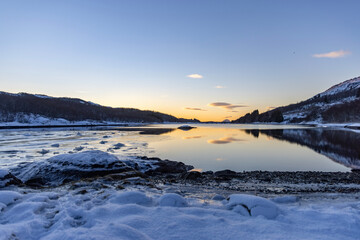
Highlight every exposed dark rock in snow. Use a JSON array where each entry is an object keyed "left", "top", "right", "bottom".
[
  {"left": 142, "top": 156, "right": 194, "bottom": 175},
  {"left": 0, "top": 169, "right": 22, "bottom": 187}
]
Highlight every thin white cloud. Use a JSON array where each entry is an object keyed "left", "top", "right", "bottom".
[
  {"left": 208, "top": 102, "right": 247, "bottom": 110},
  {"left": 215, "top": 85, "right": 226, "bottom": 89},
  {"left": 187, "top": 74, "right": 203, "bottom": 79},
  {"left": 185, "top": 107, "right": 207, "bottom": 111},
  {"left": 313, "top": 50, "right": 350, "bottom": 58}
]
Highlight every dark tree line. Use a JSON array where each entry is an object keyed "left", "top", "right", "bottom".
[{"left": 232, "top": 109, "right": 284, "bottom": 123}]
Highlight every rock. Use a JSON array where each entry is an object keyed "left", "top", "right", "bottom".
[
  {"left": 10, "top": 150, "right": 133, "bottom": 187},
  {"left": 145, "top": 158, "right": 194, "bottom": 175},
  {"left": 214, "top": 170, "right": 237, "bottom": 178},
  {"left": 158, "top": 193, "right": 188, "bottom": 207},
  {"left": 0, "top": 170, "right": 22, "bottom": 187},
  {"left": 105, "top": 171, "right": 147, "bottom": 181},
  {"left": 51, "top": 143, "right": 60, "bottom": 148},
  {"left": 25, "top": 177, "right": 46, "bottom": 187},
  {"left": 74, "top": 146, "right": 84, "bottom": 151},
  {"left": 227, "top": 194, "right": 279, "bottom": 219},
  {"left": 182, "top": 171, "right": 202, "bottom": 180},
  {"left": 113, "top": 143, "right": 125, "bottom": 149},
  {"left": 177, "top": 125, "right": 195, "bottom": 130},
  {"left": 37, "top": 149, "right": 50, "bottom": 155}
]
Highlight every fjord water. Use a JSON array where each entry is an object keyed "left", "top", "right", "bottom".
[
  {"left": 146, "top": 124, "right": 357, "bottom": 172},
  {"left": 0, "top": 124, "right": 358, "bottom": 172}
]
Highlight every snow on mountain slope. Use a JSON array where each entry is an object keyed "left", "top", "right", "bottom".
[{"left": 320, "top": 76, "right": 360, "bottom": 97}]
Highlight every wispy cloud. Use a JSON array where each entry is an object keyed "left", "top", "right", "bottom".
[
  {"left": 313, "top": 50, "right": 350, "bottom": 58},
  {"left": 215, "top": 85, "right": 226, "bottom": 89},
  {"left": 187, "top": 73, "right": 203, "bottom": 79},
  {"left": 208, "top": 102, "right": 247, "bottom": 110},
  {"left": 185, "top": 107, "right": 207, "bottom": 111}
]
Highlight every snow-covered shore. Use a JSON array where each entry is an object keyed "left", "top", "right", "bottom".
[
  {"left": 0, "top": 150, "right": 359, "bottom": 239},
  {"left": 1, "top": 183, "right": 360, "bottom": 240}
]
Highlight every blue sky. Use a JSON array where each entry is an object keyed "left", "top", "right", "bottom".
[{"left": 1, "top": 0, "right": 359, "bottom": 121}]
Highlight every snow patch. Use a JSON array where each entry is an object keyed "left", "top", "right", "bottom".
[
  {"left": 110, "top": 191, "right": 153, "bottom": 206},
  {"left": 227, "top": 194, "right": 279, "bottom": 219},
  {"left": 0, "top": 191, "right": 22, "bottom": 205},
  {"left": 158, "top": 193, "right": 188, "bottom": 207}
]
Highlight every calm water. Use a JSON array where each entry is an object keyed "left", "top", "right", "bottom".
[{"left": 0, "top": 124, "right": 359, "bottom": 172}]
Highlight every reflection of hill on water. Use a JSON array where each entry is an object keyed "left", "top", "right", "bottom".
[{"left": 244, "top": 128, "right": 360, "bottom": 170}]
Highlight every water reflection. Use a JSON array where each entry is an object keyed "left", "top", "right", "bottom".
[
  {"left": 207, "top": 136, "right": 244, "bottom": 144},
  {"left": 183, "top": 136, "right": 203, "bottom": 139},
  {"left": 147, "top": 125, "right": 355, "bottom": 172},
  {"left": 243, "top": 128, "right": 360, "bottom": 170}
]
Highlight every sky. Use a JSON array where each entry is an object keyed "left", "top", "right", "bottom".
[{"left": 0, "top": 0, "right": 359, "bottom": 121}]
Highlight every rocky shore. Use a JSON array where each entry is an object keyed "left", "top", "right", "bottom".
[{"left": 2, "top": 152, "right": 360, "bottom": 195}]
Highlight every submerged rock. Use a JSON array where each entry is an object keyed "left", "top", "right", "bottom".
[
  {"left": 113, "top": 143, "right": 125, "bottom": 150},
  {"left": 177, "top": 125, "right": 195, "bottom": 130}
]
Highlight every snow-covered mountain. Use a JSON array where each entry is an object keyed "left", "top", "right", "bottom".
[
  {"left": 319, "top": 76, "right": 360, "bottom": 97},
  {"left": 234, "top": 76, "right": 360, "bottom": 124},
  {"left": 0, "top": 91, "right": 199, "bottom": 126}
]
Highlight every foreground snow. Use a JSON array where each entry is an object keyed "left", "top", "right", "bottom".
[{"left": 0, "top": 188, "right": 359, "bottom": 240}]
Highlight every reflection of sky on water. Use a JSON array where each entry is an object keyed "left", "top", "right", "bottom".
[
  {"left": 207, "top": 136, "right": 244, "bottom": 144},
  {"left": 0, "top": 124, "right": 356, "bottom": 172},
  {"left": 146, "top": 125, "right": 352, "bottom": 172}
]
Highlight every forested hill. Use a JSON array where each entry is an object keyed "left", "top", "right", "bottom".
[
  {"left": 233, "top": 76, "right": 360, "bottom": 124},
  {"left": 0, "top": 92, "right": 199, "bottom": 124}
]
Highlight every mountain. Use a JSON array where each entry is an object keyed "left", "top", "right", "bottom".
[
  {"left": 0, "top": 91, "right": 199, "bottom": 125},
  {"left": 233, "top": 76, "right": 360, "bottom": 124}
]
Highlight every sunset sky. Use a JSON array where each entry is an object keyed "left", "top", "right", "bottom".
[{"left": 1, "top": 0, "right": 359, "bottom": 121}]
